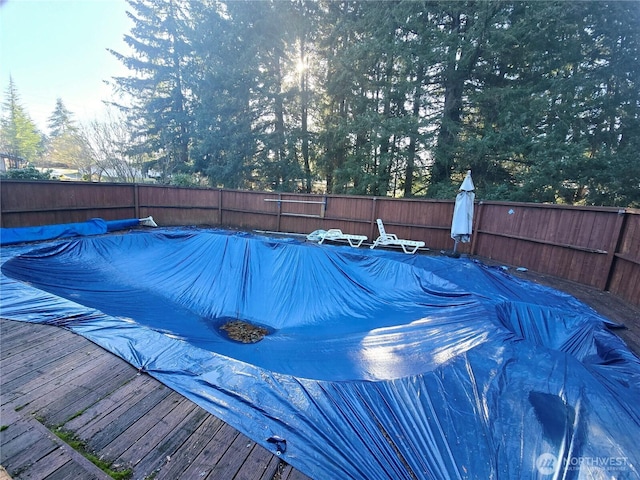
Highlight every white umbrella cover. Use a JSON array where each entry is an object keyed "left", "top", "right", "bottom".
[{"left": 451, "top": 170, "right": 475, "bottom": 244}]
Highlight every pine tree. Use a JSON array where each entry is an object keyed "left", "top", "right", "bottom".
[
  {"left": 110, "top": 0, "right": 191, "bottom": 183},
  {"left": 44, "top": 98, "right": 93, "bottom": 175},
  {"left": 577, "top": 2, "right": 640, "bottom": 206},
  {"left": 0, "top": 78, "right": 43, "bottom": 165},
  {"left": 48, "top": 98, "right": 76, "bottom": 137},
  {"left": 454, "top": 1, "right": 639, "bottom": 206},
  {"left": 105, "top": 0, "right": 638, "bottom": 205},
  {"left": 185, "top": 0, "right": 256, "bottom": 188}
]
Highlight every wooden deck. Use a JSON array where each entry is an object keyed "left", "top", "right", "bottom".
[
  {"left": 0, "top": 319, "right": 312, "bottom": 480},
  {"left": 1, "top": 267, "right": 638, "bottom": 480}
]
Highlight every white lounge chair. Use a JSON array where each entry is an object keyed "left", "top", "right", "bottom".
[
  {"left": 317, "top": 229, "right": 368, "bottom": 248},
  {"left": 370, "top": 219, "right": 425, "bottom": 254},
  {"left": 139, "top": 216, "right": 158, "bottom": 227}
]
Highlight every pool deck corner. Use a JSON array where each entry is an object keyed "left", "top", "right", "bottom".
[{"left": 0, "top": 319, "right": 312, "bottom": 480}]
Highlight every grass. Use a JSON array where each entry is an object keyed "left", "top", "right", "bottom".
[
  {"left": 66, "top": 409, "right": 86, "bottom": 422},
  {"left": 54, "top": 428, "right": 132, "bottom": 480},
  {"left": 44, "top": 423, "right": 132, "bottom": 480}
]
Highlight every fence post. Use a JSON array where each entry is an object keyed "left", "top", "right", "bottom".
[
  {"left": 602, "top": 209, "right": 627, "bottom": 292},
  {"left": 134, "top": 184, "right": 140, "bottom": 219},
  {"left": 277, "top": 193, "right": 282, "bottom": 232},
  {"left": 370, "top": 197, "right": 378, "bottom": 240},
  {"left": 218, "top": 189, "right": 223, "bottom": 225},
  {"left": 470, "top": 201, "right": 484, "bottom": 256}
]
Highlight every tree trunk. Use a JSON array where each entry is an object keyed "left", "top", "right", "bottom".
[{"left": 299, "top": 35, "right": 312, "bottom": 193}]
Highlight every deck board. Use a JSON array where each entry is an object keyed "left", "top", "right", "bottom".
[
  {"left": 0, "top": 320, "right": 311, "bottom": 480},
  {"left": 129, "top": 403, "right": 211, "bottom": 475},
  {"left": 0, "top": 400, "right": 111, "bottom": 480},
  {"left": 175, "top": 424, "right": 244, "bottom": 480},
  {"left": 151, "top": 415, "right": 229, "bottom": 479},
  {"left": 87, "top": 384, "right": 172, "bottom": 452},
  {"left": 2, "top": 267, "right": 638, "bottom": 480},
  {"left": 98, "top": 390, "right": 186, "bottom": 461},
  {"left": 43, "top": 362, "right": 138, "bottom": 427},
  {"left": 24, "top": 447, "right": 74, "bottom": 479},
  {"left": 237, "top": 444, "right": 283, "bottom": 480},
  {"left": 112, "top": 396, "right": 198, "bottom": 466},
  {"left": 0, "top": 328, "right": 85, "bottom": 381},
  {"left": 64, "top": 375, "right": 158, "bottom": 434}
]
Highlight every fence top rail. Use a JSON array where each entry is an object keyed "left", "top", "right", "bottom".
[
  {"left": 0, "top": 178, "right": 137, "bottom": 188},
  {"left": 2, "top": 179, "right": 637, "bottom": 215},
  {"left": 264, "top": 198, "right": 326, "bottom": 205},
  {"left": 477, "top": 199, "right": 628, "bottom": 214}
]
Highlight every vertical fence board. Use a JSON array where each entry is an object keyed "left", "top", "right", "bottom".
[{"left": 607, "top": 211, "right": 640, "bottom": 304}]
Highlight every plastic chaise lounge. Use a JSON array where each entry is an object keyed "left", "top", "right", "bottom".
[
  {"left": 370, "top": 219, "right": 425, "bottom": 254},
  {"left": 317, "top": 229, "right": 368, "bottom": 248}
]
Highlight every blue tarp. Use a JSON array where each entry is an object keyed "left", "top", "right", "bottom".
[
  {"left": 1, "top": 228, "right": 639, "bottom": 479},
  {"left": 0, "top": 218, "right": 141, "bottom": 246}
]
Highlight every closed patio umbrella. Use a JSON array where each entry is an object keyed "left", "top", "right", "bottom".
[{"left": 451, "top": 170, "right": 475, "bottom": 254}]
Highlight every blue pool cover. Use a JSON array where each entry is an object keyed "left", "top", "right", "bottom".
[
  {"left": 1, "top": 227, "right": 639, "bottom": 479},
  {"left": 0, "top": 217, "right": 142, "bottom": 245}
]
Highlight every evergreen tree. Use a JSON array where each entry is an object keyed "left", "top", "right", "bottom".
[
  {"left": 110, "top": 0, "right": 191, "bottom": 183},
  {"left": 48, "top": 98, "right": 76, "bottom": 137},
  {"left": 454, "top": 1, "right": 639, "bottom": 206},
  {"left": 0, "top": 78, "right": 44, "bottom": 165},
  {"left": 577, "top": 2, "right": 640, "bottom": 207},
  {"left": 291, "top": 0, "right": 321, "bottom": 193},
  {"left": 186, "top": 0, "right": 257, "bottom": 188},
  {"left": 107, "top": 0, "right": 639, "bottom": 205},
  {"left": 45, "top": 98, "right": 92, "bottom": 174},
  {"left": 230, "top": 0, "right": 302, "bottom": 191},
  {"left": 317, "top": 0, "right": 381, "bottom": 195}
]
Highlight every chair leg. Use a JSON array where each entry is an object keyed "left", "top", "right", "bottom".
[{"left": 401, "top": 244, "right": 419, "bottom": 254}]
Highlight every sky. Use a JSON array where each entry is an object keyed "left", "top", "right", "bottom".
[{"left": 0, "top": 0, "right": 132, "bottom": 133}]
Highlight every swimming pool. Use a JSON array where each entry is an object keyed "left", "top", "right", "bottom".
[{"left": 2, "top": 228, "right": 639, "bottom": 479}]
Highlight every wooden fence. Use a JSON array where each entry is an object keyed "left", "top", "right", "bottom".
[{"left": 1, "top": 179, "right": 638, "bottom": 307}]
